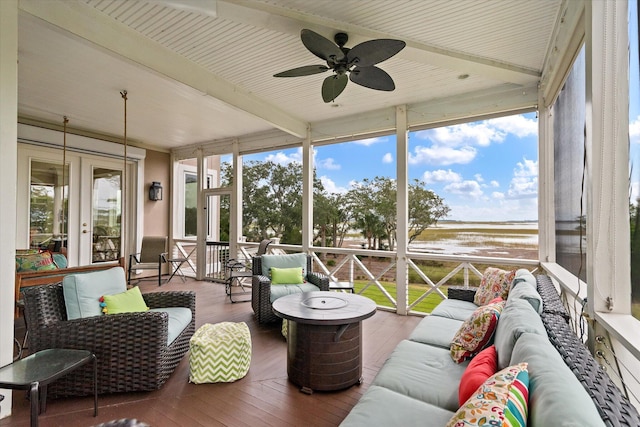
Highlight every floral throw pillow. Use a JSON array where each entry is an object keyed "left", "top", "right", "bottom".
[
  {"left": 447, "top": 362, "right": 529, "bottom": 427},
  {"left": 474, "top": 267, "right": 516, "bottom": 306},
  {"left": 15, "top": 251, "right": 57, "bottom": 272},
  {"left": 450, "top": 299, "right": 505, "bottom": 363}
]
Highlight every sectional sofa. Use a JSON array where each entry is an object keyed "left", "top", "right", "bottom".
[{"left": 340, "top": 269, "right": 640, "bottom": 426}]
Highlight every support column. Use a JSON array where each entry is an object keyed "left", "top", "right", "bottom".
[
  {"left": 395, "top": 105, "right": 409, "bottom": 315},
  {"left": 537, "top": 91, "right": 556, "bottom": 263},
  {"left": 196, "top": 149, "right": 206, "bottom": 280},
  {"left": 585, "top": 0, "right": 630, "bottom": 316},
  {"left": 230, "top": 139, "right": 242, "bottom": 258},
  {"left": 0, "top": 0, "right": 18, "bottom": 417},
  {"left": 302, "top": 126, "right": 313, "bottom": 252}
]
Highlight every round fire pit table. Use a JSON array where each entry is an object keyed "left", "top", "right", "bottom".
[{"left": 272, "top": 291, "right": 376, "bottom": 394}]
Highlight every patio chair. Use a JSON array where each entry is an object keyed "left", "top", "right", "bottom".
[
  {"left": 21, "top": 266, "right": 195, "bottom": 397},
  {"left": 251, "top": 253, "right": 330, "bottom": 323},
  {"left": 128, "top": 236, "right": 167, "bottom": 286},
  {"left": 226, "top": 239, "right": 272, "bottom": 303}
]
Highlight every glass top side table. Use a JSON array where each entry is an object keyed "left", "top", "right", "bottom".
[{"left": 0, "top": 348, "right": 97, "bottom": 427}]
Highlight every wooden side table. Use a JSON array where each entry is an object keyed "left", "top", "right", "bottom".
[{"left": 0, "top": 348, "right": 97, "bottom": 427}]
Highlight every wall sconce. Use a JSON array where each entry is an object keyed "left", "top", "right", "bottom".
[{"left": 149, "top": 181, "right": 163, "bottom": 201}]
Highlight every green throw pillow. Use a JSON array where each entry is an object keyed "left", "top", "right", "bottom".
[
  {"left": 101, "top": 286, "right": 149, "bottom": 315},
  {"left": 271, "top": 267, "right": 304, "bottom": 285}
]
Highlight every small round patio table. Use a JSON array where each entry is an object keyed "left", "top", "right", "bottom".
[{"left": 272, "top": 291, "right": 376, "bottom": 394}]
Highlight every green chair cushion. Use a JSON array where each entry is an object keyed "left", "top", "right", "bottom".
[
  {"left": 102, "top": 286, "right": 149, "bottom": 315},
  {"left": 148, "top": 307, "right": 193, "bottom": 345},
  {"left": 63, "top": 267, "right": 127, "bottom": 319},
  {"left": 260, "top": 253, "right": 308, "bottom": 277},
  {"left": 269, "top": 283, "right": 320, "bottom": 303}
]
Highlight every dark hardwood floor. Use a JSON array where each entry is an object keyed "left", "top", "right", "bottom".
[{"left": 2, "top": 278, "right": 422, "bottom": 427}]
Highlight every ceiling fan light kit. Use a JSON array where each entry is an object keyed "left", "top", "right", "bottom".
[{"left": 274, "top": 29, "right": 406, "bottom": 103}]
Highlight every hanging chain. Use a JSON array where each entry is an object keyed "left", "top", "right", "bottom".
[
  {"left": 120, "top": 90, "right": 127, "bottom": 264},
  {"left": 61, "top": 116, "right": 68, "bottom": 241}
]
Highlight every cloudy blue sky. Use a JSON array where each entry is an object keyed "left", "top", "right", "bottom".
[{"left": 244, "top": 112, "right": 539, "bottom": 222}]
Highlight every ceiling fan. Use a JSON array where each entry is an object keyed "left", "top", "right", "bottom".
[{"left": 274, "top": 29, "right": 406, "bottom": 103}]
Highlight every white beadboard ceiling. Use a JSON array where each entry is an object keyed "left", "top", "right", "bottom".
[{"left": 16, "top": 0, "right": 567, "bottom": 151}]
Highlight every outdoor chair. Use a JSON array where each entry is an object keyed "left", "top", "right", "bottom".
[
  {"left": 251, "top": 253, "right": 329, "bottom": 323},
  {"left": 226, "top": 239, "right": 272, "bottom": 303},
  {"left": 128, "top": 236, "right": 167, "bottom": 286},
  {"left": 21, "top": 266, "right": 195, "bottom": 397}
]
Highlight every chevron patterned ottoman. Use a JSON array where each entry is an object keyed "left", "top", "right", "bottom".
[{"left": 189, "top": 322, "right": 252, "bottom": 383}]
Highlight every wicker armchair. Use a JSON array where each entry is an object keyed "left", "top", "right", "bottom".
[
  {"left": 21, "top": 283, "right": 195, "bottom": 397},
  {"left": 251, "top": 254, "right": 329, "bottom": 323}
]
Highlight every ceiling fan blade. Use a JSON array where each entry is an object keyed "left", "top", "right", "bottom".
[
  {"left": 349, "top": 66, "right": 396, "bottom": 91},
  {"left": 301, "top": 29, "right": 345, "bottom": 62},
  {"left": 347, "top": 39, "right": 406, "bottom": 68},
  {"left": 322, "top": 74, "right": 348, "bottom": 103},
  {"left": 274, "top": 65, "right": 330, "bottom": 77}
]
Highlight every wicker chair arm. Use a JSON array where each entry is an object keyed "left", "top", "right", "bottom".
[
  {"left": 447, "top": 286, "right": 478, "bottom": 302},
  {"left": 142, "top": 290, "right": 196, "bottom": 312},
  {"left": 307, "top": 272, "right": 330, "bottom": 291},
  {"left": 29, "top": 311, "right": 168, "bottom": 355}
]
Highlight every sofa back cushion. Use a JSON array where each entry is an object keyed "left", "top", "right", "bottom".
[
  {"left": 63, "top": 267, "right": 127, "bottom": 319},
  {"left": 511, "top": 332, "right": 606, "bottom": 427},
  {"left": 494, "top": 298, "right": 547, "bottom": 369},
  {"left": 261, "top": 253, "right": 308, "bottom": 278}
]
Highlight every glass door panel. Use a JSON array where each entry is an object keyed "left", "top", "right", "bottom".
[
  {"left": 29, "top": 160, "right": 68, "bottom": 251},
  {"left": 91, "top": 168, "right": 122, "bottom": 263}
]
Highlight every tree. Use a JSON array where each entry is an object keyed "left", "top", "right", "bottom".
[
  {"left": 408, "top": 179, "right": 451, "bottom": 243},
  {"left": 349, "top": 177, "right": 450, "bottom": 251}
]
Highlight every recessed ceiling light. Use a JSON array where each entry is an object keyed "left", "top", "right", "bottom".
[{"left": 458, "top": 73, "right": 470, "bottom": 80}]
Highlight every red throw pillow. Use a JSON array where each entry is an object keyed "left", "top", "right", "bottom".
[{"left": 458, "top": 345, "right": 498, "bottom": 406}]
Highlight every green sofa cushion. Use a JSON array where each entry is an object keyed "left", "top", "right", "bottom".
[
  {"left": 339, "top": 385, "right": 455, "bottom": 427},
  {"left": 511, "top": 332, "right": 606, "bottom": 427},
  {"left": 372, "top": 340, "right": 468, "bottom": 412},
  {"left": 430, "top": 298, "right": 479, "bottom": 321},
  {"left": 494, "top": 298, "right": 547, "bottom": 369},
  {"left": 409, "top": 315, "right": 464, "bottom": 348}
]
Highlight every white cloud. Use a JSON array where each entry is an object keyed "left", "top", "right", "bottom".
[
  {"left": 486, "top": 115, "right": 538, "bottom": 138},
  {"left": 317, "top": 157, "right": 341, "bottom": 170},
  {"left": 631, "top": 180, "right": 640, "bottom": 202},
  {"left": 382, "top": 152, "right": 393, "bottom": 163},
  {"left": 409, "top": 145, "right": 476, "bottom": 166},
  {"left": 490, "top": 180, "right": 500, "bottom": 187},
  {"left": 474, "top": 173, "right": 484, "bottom": 183},
  {"left": 320, "top": 176, "right": 349, "bottom": 194},
  {"left": 422, "top": 169, "right": 462, "bottom": 184},
  {"left": 492, "top": 192, "right": 505, "bottom": 200},
  {"left": 631, "top": 116, "right": 640, "bottom": 144},
  {"left": 413, "top": 114, "right": 537, "bottom": 148},
  {"left": 264, "top": 148, "right": 301, "bottom": 165},
  {"left": 507, "top": 158, "right": 538, "bottom": 199},
  {"left": 352, "top": 137, "right": 385, "bottom": 146},
  {"left": 444, "top": 180, "right": 484, "bottom": 198}
]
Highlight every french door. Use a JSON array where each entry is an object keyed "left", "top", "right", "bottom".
[{"left": 17, "top": 144, "right": 136, "bottom": 267}]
